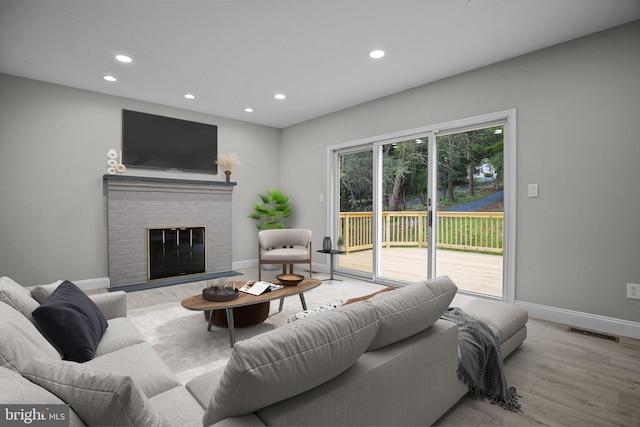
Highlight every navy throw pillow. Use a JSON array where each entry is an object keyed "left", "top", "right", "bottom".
[{"left": 32, "top": 280, "right": 108, "bottom": 362}]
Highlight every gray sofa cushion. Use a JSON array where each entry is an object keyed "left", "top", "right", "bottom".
[
  {"left": 30, "top": 280, "right": 64, "bottom": 303},
  {"left": 22, "top": 358, "right": 162, "bottom": 427},
  {"left": 0, "top": 366, "right": 87, "bottom": 427},
  {"left": 0, "top": 276, "right": 40, "bottom": 323},
  {"left": 451, "top": 293, "right": 528, "bottom": 342},
  {"left": 366, "top": 275, "right": 458, "bottom": 351},
  {"left": 85, "top": 342, "right": 182, "bottom": 398},
  {"left": 203, "top": 301, "right": 380, "bottom": 425},
  {"left": 0, "top": 301, "right": 61, "bottom": 372},
  {"left": 0, "top": 365, "right": 65, "bottom": 404},
  {"left": 94, "top": 317, "right": 147, "bottom": 357},
  {"left": 149, "top": 386, "right": 206, "bottom": 427}
]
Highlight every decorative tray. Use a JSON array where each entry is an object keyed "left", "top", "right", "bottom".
[{"left": 203, "top": 286, "right": 239, "bottom": 302}]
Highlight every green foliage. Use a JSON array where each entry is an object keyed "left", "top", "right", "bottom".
[
  {"left": 249, "top": 188, "right": 293, "bottom": 230},
  {"left": 339, "top": 126, "right": 504, "bottom": 212},
  {"left": 339, "top": 151, "right": 373, "bottom": 211}
]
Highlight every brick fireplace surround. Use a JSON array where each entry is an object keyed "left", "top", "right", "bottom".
[{"left": 104, "top": 175, "right": 235, "bottom": 288}]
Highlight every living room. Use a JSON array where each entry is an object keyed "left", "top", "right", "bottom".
[{"left": 1, "top": 1, "right": 640, "bottom": 425}]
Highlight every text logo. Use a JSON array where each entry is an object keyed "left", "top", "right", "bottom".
[{"left": 1, "top": 405, "right": 68, "bottom": 427}]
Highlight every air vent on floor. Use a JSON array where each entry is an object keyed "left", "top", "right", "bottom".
[{"left": 567, "top": 327, "right": 620, "bottom": 342}]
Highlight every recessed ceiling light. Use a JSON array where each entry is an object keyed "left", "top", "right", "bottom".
[
  {"left": 103, "top": 75, "right": 117, "bottom": 82},
  {"left": 369, "top": 49, "right": 385, "bottom": 59},
  {"left": 244, "top": 107, "right": 254, "bottom": 113},
  {"left": 184, "top": 93, "right": 195, "bottom": 100},
  {"left": 115, "top": 54, "right": 132, "bottom": 63},
  {"left": 274, "top": 93, "right": 286, "bottom": 100}
]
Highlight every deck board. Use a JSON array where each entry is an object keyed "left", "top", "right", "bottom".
[{"left": 337, "top": 247, "right": 503, "bottom": 296}]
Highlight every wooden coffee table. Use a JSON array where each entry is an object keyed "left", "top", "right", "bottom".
[{"left": 181, "top": 278, "right": 321, "bottom": 347}]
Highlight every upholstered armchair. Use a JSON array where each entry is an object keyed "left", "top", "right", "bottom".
[{"left": 258, "top": 229, "right": 312, "bottom": 281}]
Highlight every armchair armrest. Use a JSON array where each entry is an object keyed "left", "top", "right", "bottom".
[{"left": 88, "top": 291, "right": 127, "bottom": 320}]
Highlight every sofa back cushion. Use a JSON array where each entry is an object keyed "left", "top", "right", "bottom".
[
  {"left": 23, "top": 358, "right": 162, "bottom": 427},
  {"left": 203, "top": 301, "right": 380, "bottom": 425},
  {"left": 0, "top": 301, "right": 61, "bottom": 372},
  {"left": 366, "top": 275, "right": 458, "bottom": 351},
  {"left": 0, "top": 276, "right": 40, "bottom": 323},
  {"left": 30, "top": 280, "right": 64, "bottom": 304}
]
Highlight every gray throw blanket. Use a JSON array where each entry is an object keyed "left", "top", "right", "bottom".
[{"left": 441, "top": 307, "right": 522, "bottom": 412}]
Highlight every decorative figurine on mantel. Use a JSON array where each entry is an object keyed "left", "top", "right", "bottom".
[
  {"left": 216, "top": 153, "right": 241, "bottom": 182},
  {"left": 106, "top": 149, "right": 126, "bottom": 175}
]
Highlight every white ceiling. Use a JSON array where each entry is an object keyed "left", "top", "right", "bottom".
[{"left": 1, "top": 0, "right": 639, "bottom": 129}]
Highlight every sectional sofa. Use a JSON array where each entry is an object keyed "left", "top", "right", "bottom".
[{"left": 0, "top": 275, "right": 527, "bottom": 426}]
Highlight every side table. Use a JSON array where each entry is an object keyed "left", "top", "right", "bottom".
[{"left": 316, "top": 249, "right": 345, "bottom": 282}]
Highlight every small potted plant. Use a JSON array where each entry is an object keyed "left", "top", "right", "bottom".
[{"left": 337, "top": 236, "right": 345, "bottom": 252}]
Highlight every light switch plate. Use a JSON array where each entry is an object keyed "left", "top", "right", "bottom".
[{"left": 528, "top": 183, "right": 539, "bottom": 198}]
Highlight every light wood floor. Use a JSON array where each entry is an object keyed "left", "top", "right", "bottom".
[
  {"left": 105, "top": 268, "right": 640, "bottom": 426},
  {"left": 435, "top": 318, "right": 640, "bottom": 426},
  {"left": 338, "top": 248, "right": 503, "bottom": 296}
]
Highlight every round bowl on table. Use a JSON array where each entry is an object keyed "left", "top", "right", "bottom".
[{"left": 276, "top": 274, "right": 304, "bottom": 286}]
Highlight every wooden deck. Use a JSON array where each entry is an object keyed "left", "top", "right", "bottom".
[{"left": 337, "top": 247, "right": 503, "bottom": 297}]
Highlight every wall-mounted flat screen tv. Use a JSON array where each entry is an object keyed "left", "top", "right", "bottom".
[{"left": 122, "top": 109, "right": 218, "bottom": 174}]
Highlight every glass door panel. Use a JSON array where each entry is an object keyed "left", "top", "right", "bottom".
[
  {"left": 379, "top": 137, "right": 430, "bottom": 282},
  {"left": 435, "top": 126, "right": 504, "bottom": 297},
  {"left": 336, "top": 149, "right": 373, "bottom": 276}
]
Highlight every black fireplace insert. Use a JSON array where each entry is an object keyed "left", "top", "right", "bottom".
[{"left": 148, "top": 227, "right": 205, "bottom": 280}]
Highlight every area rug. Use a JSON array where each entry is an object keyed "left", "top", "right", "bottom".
[{"left": 127, "top": 280, "right": 385, "bottom": 384}]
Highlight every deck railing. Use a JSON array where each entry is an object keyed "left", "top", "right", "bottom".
[{"left": 339, "top": 211, "right": 504, "bottom": 254}]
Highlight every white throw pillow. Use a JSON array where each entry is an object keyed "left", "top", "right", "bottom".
[{"left": 22, "top": 358, "right": 162, "bottom": 427}]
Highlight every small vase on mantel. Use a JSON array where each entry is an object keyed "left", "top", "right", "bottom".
[{"left": 225, "top": 170, "right": 231, "bottom": 182}]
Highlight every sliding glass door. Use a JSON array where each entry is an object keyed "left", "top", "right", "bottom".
[{"left": 331, "top": 111, "right": 514, "bottom": 300}]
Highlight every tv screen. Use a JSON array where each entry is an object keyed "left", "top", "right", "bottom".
[{"left": 122, "top": 109, "right": 218, "bottom": 174}]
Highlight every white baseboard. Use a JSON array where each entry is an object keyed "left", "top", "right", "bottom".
[
  {"left": 74, "top": 277, "right": 110, "bottom": 291},
  {"left": 232, "top": 259, "right": 257, "bottom": 270},
  {"left": 516, "top": 300, "right": 640, "bottom": 340}
]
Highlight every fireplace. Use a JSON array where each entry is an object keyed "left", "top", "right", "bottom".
[
  {"left": 104, "top": 175, "right": 235, "bottom": 287},
  {"left": 148, "top": 227, "right": 206, "bottom": 280}
]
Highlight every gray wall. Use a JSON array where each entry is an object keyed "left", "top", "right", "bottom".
[
  {"left": 279, "top": 21, "right": 640, "bottom": 324},
  {"left": 0, "top": 74, "right": 280, "bottom": 285}
]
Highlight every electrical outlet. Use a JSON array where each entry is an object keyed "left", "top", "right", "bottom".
[{"left": 628, "top": 283, "right": 640, "bottom": 300}]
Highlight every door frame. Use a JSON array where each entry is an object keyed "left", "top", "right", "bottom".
[{"left": 327, "top": 109, "right": 517, "bottom": 302}]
